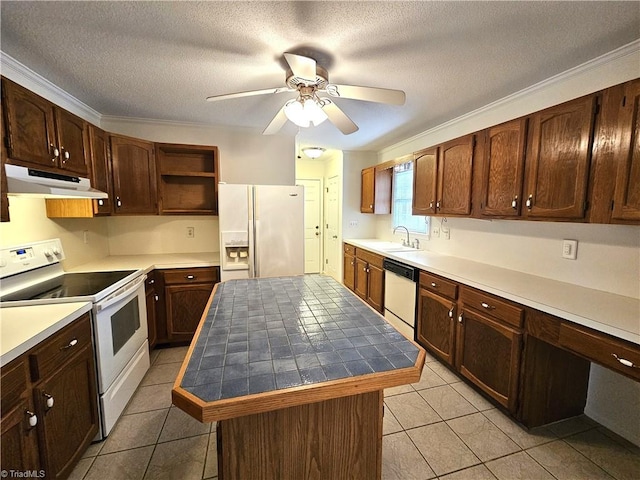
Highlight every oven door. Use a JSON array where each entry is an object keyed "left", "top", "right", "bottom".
[{"left": 93, "top": 275, "right": 148, "bottom": 393}]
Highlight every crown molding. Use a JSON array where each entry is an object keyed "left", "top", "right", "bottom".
[
  {"left": 1, "top": 52, "right": 102, "bottom": 126},
  {"left": 380, "top": 39, "right": 640, "bottom": 158}
]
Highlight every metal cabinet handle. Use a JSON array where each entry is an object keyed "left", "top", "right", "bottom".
[
  {"left": 43, "top": 393, "right": 54, "bottom": 409},
  {"left": 185, "top": 275, "right": 196, "bottom": 280},
  {"left": 116, "top": 197, "right": 122, "bottom": 207},
  {"left": 448, "top": 307, "right": 454, "bottom": 318},
  {"left": 429, "top": 201, "right": 434, "bottom": 210},
  {"left": 431, "top": 282, "right": 437, "bottom": 288},
  {"left": 436, "top": 200, "right": 441, "bottom": 209},
  {"left": 63, "top": 149, "right": 70, "bottom": 160},
  {"left": 369, "top": 204, "right": 373, "bottom": 209},
  {"left": 154, "top": 294, "right": 159, "bottom": 301},
  {"left": 458, "top": 313, "right": 463, "bottom": 323},
  {"left": 611, "top": 353, "right": 639, "bottom": 368},
  {"left": 526, "top": 194, "right": 533, "bottom": 209},
  {"left": 98, "top": 199, "right": 104, "bottom": 206},
  {"left": 148, "top": 279, "right": 155, "bottom": 284},
  {"left": 480, "top": 302, "right": 495, "bottom": 310},
  {"left": 51, "top": 144, "right": 59, "bottom": 162},
  {"left": 511, "top": 195, "right": 518, "bottom": 209},
  {"left": 60, "top": 338, "right": 78, "bottom": 350},
  {"left": 25, "top": 410, "right": 38, "bottom": 428}
]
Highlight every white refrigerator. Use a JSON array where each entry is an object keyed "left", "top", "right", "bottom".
[{"left": 218, "top": 184, "right": 305, "bottom": 281}]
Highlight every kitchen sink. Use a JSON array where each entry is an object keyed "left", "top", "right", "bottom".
[{"left": 357, "top": 241, "right": 418, "bottom": 253}]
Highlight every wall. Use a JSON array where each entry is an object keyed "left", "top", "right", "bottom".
[
  {"left": 374, "top": 43, "right": 640, "bottom": 445},
  {"left": 0, "top": 196, "right": 110, "bottom": 270}
]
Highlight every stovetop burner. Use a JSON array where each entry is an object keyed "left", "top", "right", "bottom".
[{"left": 0, "top": 270, "right": 136, "bottom": 302}]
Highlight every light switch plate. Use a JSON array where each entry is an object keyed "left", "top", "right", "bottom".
[{"left": 562, "top": 239, "right": 578, "bottom": 260}]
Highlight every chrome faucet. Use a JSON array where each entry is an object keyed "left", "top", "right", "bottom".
[{"left": 393, "top": 225, "right": 410, "bottom": 246}]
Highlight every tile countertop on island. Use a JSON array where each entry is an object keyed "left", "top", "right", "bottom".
[
  {"left": 172, "top": 274, "right": 425, "bottom": 423},
  {"left": 345, "top": 239, "right": 640, "bottom": 345},
  {"left": 0, "top": 302, "right": 92, "bottom": 367},
  {"left": 67, "top": 252, "right": 220, "bottom": 274}
]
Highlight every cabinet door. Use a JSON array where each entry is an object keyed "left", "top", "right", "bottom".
[
  {"left": 416, "top": 288, "right": 456, "bottom": 365},
  {"left": 343, "top": 253, "right": 356, "bottom": 291},
  {"left": 110, "top": 135, "right": 158, "bottom": 215},
  {"left": 36, "top": 344, "right": 99, "bottom": 480},
  {"left": 612, "top": 79, "right": 640, "bottom": 222},
  {"left": 354, "top": 258, "right": 369, "bottom": 300},
  {"left": 479, "top": 119, "right": 527, "bottom": 217},
  {"left": 360, "top": 167, "right": 375, "bottom": 213},
  {"left": 88, "top": 125, "right": 112, "bottom": 215},
  {"left": 165, "top": 283, "right": 214, "bottom": 342},
  {"left": 412, "top": 147, "right": 438, "bottom": 215},
  {"left": 524, "top": 95, "right": 596, "bottom": 219},
  {"left": 1, "top": 97, "right": 9, "bottom": 222},
  {"left": 0, "top": 398, "right": 40, "bottom": 473},
  {"left": 54, "top": 108, "right": 89, "bottom": 176},
  {"left": 456, "top": 308, "right": 522, "bottom": 412},
  {"left": 2, "top": 78, "right": 57, "bottom": 169},
  {"left": 437, "top": 134, "right": 474, "bottom": 215},
  {"left": 366, "top": 264, "right": 385, "bottom": 313},
  {"left": 145, "top": 274, "right": 158, "bottom": 349}
]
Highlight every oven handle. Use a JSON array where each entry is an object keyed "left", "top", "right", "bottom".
[{"left": 94, "top": 275, "right": 146, "bottom": 312}]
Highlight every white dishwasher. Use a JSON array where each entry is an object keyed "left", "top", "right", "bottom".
[{"left": 383, "top": 258, "right": 417, "bottom": 340}]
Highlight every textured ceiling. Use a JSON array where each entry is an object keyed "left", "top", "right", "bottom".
[{"left": 1, "top": 1, "right": 638, "bottom": 152}]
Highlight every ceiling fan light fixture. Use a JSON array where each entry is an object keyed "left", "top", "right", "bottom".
[
  {"left": 302, "top": 147, "right": 326, "bottom": 159},
  {"left": 284, "top": 97, "right": 328, "bottom": 128}
]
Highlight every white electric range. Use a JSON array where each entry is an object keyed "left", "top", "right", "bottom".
[{"left": 0, "top": 239, "right": 150, "bottom": 439}]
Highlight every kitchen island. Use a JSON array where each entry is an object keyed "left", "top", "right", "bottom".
[{"left": 172, "top": 274, "right": 425, "bottom": 479}]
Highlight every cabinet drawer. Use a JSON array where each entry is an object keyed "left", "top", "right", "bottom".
[
  {"left": 419, "top": 271, "right": 458, "bottom": 300},
  {"left": 559, "top": 323, "right": 640, "bottom": 381},
  {"left": 1, "top": 357, "right": 28, "bottom": 413},
  {"left": 28, "top": 313, "right": 92, "bottom": 382},
  {"left": 163, "top": 267, "right": 218, "bottom": 285},
  {"left": 460, "top": 287, "right": 523, "bottom": 328},
  {"left": 355, "top": 249, "right": 384, "bottom": 268},
  {"left": 344, "top": 243, "right": 355, "bottom": 256}
]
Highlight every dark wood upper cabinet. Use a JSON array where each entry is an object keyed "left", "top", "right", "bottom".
[
  {"left": 412, "top": 147, "right": 438, "bottom": 215},
  {"left": 110, "top": 134, "right": 158, "bottom": 215},
  {"left": 156, "top": 143, "right": 219, "bottom": 215},
  {"left": 360, "top": 165, "right": 392, "bottom": 214},
  {"left": 88, "top": 125, "right": 112, "bottom": 215},
  {"left": 478, "top": 118, "right": 528, "bottom": 217},
  {"left": 612, "top": 79, "right": 640, "bottom": 222},
  {"left": 437, "top": 134, "right": 475, "bottom": 216},
  {"left": 2, "top": 78, "right": 89, "bottom": 176},
  {"left": 1, "top": 97, "right": 10, "bottom": 222},
  {"left": 523, "top": 95, "right": 596, "bottom": 220}
]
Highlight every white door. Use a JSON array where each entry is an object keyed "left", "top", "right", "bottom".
[
  {"left": 325, "top": 175, "right": 340, "bottom": 281},
  {"left": 297, "top": 179, "right": 322, "bottom": 273}
]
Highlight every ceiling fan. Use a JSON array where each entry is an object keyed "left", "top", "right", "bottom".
[{"left": 206, "top": 53, "right": 406, "bottom": 135}]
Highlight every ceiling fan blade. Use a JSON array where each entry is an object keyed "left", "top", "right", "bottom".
[
  {"left": 283, "top": 53, "right": 317, "bottom": 82},
  {"left": 206, "top": 87, "right": 291, "bottom": 102},
  {"left": 324, "top": 84, "right": 406, "bottom": 105},
  {"left": 262, "top": 104, "right": 289, "bottom": 135},
  {"left": 321, "top": 99, "right": 359, "bottom": 135}
]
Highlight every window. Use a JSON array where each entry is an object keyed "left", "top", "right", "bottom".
[{"left": 392, "top": 162, "right": 429, "bottom": 234}]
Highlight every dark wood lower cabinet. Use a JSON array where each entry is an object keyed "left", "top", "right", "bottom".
[
  {"left": 149, "top": 267, "right": 219, "bottom": 345},
  {"left": 416, "top": 288, "right": 456, "bottom": 365},
  {"left": 36, "top": 344, "right": 99, "bottom": 479},
  {"left": 366, "top": 264, "right": 384, "bottom": 313},
  {"left": 0, "top": 313, "right": 99, "bottom": 479},
  {"left": 350, "top": 248, "right": 385, "bottom": 314},
  {"left": 456, "top": 308, "right": 522, "bottom": 412}
]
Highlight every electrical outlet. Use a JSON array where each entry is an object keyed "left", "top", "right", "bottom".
[
  {"left": 349, "top": 220, "right": 358, "bottom": 227},
  {"left": 83, "top": 230, "right": 89, "bottom": 244},
  {"left": 432, "top": 227, "right": 440, "bottom": 238},
  {"left": 562, "top": 239, "right": 578, "bottom": 260},
  {"left": 442, "top": 227, "right": 450, "bottom": 240},
  {"left": 186, "top": 226, "right": 195, "bottom": 238}
]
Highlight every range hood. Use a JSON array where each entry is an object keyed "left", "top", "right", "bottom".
[{"left": 5, "top": 164, "right": 108, "bottom": 199}]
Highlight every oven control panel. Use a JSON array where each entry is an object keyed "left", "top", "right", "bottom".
[{"left": 0, "top": 238, "right": 65, "bottom": 279}]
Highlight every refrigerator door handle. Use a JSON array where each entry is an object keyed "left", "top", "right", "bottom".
[{"left": 253, "top": 219, "right": 260, "bottom": 278}]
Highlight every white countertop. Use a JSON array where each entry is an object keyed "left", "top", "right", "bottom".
[
  {"left": 0, "top": 302, "right": 92, "bottom": 367},
  {"left": 345, "top": 239, "right": 640, "bottom": 345},
  {"left": 68, "top": 252, "right": 220, "bottom": 274}
]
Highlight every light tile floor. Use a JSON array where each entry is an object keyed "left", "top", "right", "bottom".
[{"left": 70, "top": 346, "right": 640, "bottom": 480}]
